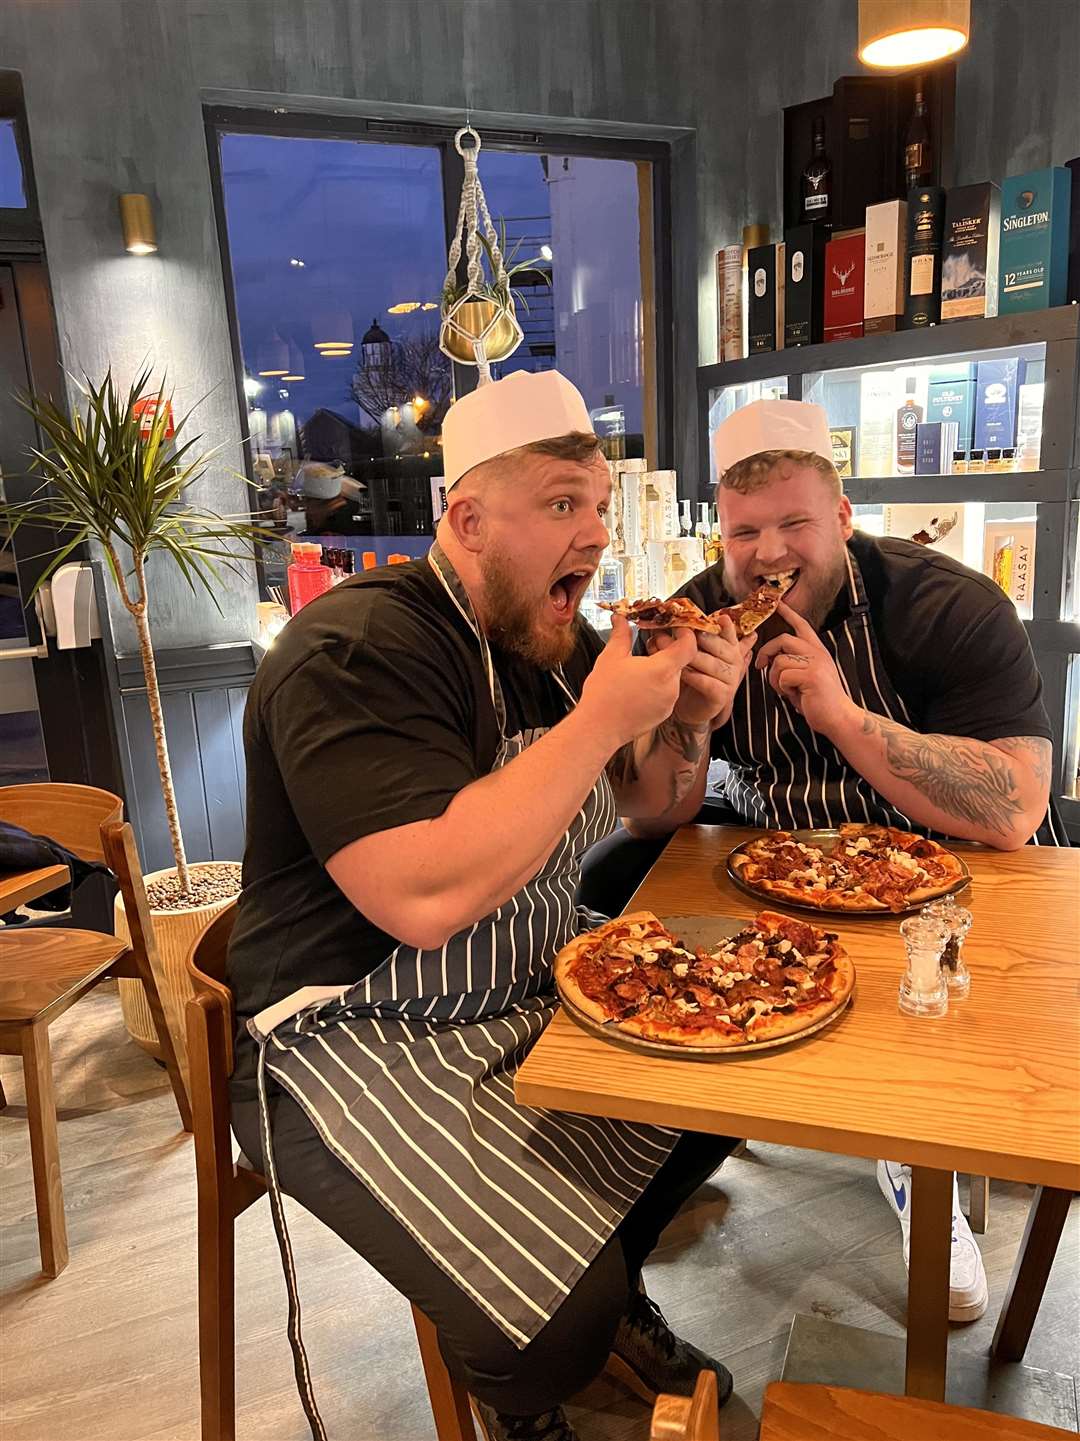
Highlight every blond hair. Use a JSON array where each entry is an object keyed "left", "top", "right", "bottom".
[{"left": 718, "top": 448, "right": 842, "bottom": 498}]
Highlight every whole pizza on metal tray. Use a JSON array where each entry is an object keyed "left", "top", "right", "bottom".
[{"left": 554, "top": 909, "right": 854, "bottom": 1050}]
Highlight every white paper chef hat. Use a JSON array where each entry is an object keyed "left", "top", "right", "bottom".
[
  {"left": 712, "top": 399, "right": 834, "bottom": 476},
  {"left": 442, "top": 370, "right": 594, "bottom": 490}
]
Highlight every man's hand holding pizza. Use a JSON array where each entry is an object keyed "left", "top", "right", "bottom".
[
  {"left": 755, "top": 602, "right": 856, "bottom": 740},
  {"left": 648, "top": 615, "right": 756, "bottom": 730}
]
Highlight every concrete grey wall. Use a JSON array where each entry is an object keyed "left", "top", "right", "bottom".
[{"left": 1, "top": 0, "right": 1077, "bottom": 650}]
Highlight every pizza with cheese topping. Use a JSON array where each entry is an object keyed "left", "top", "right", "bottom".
[
  {"left": 729, "top": 823, "right": 966, "bottom": 914},
  {"left": 554, "top": 910, "right": 854, "bottom": 1049}
]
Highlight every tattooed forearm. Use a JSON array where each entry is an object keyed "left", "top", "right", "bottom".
[
  {"left": 991, "top": 735, "right": 1053, "bottom": 791},
  {"left": 606, "top": 741, "right": 639, "bottom": 789},
  {"left": 859, "top": 711, "right": 1024, "bottom": 839},
  {"left": 649, "top": 714, "right": 710, "bottom": 809}
]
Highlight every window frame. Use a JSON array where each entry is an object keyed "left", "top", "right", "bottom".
[{"left": 203, "top": 103, "right": 675, "bottom": 525}]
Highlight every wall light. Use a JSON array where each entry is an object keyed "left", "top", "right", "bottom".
[
  {"left": 119, "top": 193, "right": 157, "bottom": 254},
  {"left": 858, "top": 0, "right": 970, "bottom": 69}
]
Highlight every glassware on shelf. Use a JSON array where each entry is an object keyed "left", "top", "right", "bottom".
[
  {"left": 898, "top": 912, "right": 950, "bottom": 1018},
  {"left": 922, "top": 898, "right": 973, "bottom": 999}
]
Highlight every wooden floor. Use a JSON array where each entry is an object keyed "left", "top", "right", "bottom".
[{"left": 1, "top": 985, "right": 1077, "bottom": 1441}]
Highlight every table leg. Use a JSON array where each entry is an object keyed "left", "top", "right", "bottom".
[
  {"left": 904, "top": 1165, "right": 952, "bottom": 1400},
  {"left": 992, "top": 1186, "right": 1073, "bottom": 1362},
  {"left": 21, "top": 1021, "right": 68, "bottom": 1278},
  {"left": 968, "top": 1173, "right": 989, "bottom": 1234}
]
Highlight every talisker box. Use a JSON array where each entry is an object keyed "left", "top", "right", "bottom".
[
  {"left": 998, "top": 166, "right": 1072, "bottom": 314},
  {"left": 902, "top": 186, "right": 946, "bottom": 329},
  {"left": 824, "top": 231, "right": 865, "bottom": 343},
  {"left": 783, "top": 224, "right": 825, "bottom": 347},
  {"left": 941, "top": 182, "right": 1001, "bottom": 320},
  {"left": 748, "top": 243, "right": 785, "bottom": 353},
  {"left": 863, "top": 201, "right": 907, "bottom": 334}
]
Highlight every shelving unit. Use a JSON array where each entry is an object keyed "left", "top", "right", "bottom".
[{"left": 696, "top": 305, "right": 1080, "bottom": 840}]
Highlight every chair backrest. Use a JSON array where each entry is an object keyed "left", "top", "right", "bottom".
[
  {"left": 759, "top": 1383, "right": 1077, "bottom": 1440},
  {"left": 651, "top": 1370, "right": 719, "bottom": 1441},
  {"left": 0, "top": 782, "right": 122, "bottom": 864},
  {"left": 187, "top": 902, "right": 238, "bottom": 1073}
]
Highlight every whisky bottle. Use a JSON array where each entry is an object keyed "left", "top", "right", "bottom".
[
  {"left": 904, "top": 78, "right": 933, "bottom": 191},
  {"left": 896, "top": 377, "right": 923, "bottom": 474},
  {"left": 801, "top": 117, "right": 832, "bottom": 225}
]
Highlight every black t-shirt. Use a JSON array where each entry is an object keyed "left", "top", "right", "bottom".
[
  {"left": 677, "top": 531, "right": 1052, "bottom": 751},
  {"left": 227, "top": 557, "right": 603, "bottom": 1079}
]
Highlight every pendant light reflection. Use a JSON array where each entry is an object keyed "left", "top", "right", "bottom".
[{"left": 857, "top": 0, "right": 970, "bottom": 68}]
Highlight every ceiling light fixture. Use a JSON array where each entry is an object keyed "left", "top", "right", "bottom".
[
  {"left": 858, "top": 0, "right": 970, "bottom": 68},
  {"left": 119, "top": 193, "right": 158, "bottom": 254}
]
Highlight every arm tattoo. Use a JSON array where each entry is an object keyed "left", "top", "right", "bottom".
[
  {"left": 859, "top": 711, "right": 1023, "bottom": 839},
  {"left": 991, "top": 735, "right": 1053, "bottom": 791},
  {"left": 606, "top": 717, "right": 710, "bottom": 810}
]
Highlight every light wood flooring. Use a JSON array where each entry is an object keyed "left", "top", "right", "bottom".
[{"left": 1, "top": 985, "right": 1077, "bottom": 1440}]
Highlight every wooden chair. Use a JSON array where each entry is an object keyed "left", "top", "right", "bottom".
[
  {"left": 0, "top": 817, "right": 190, "bottom": 1278},
  {"left": 0, "top": 781, "right": 124, "bottom": 866},
  {"left": 650, "top": 1369, "right": 718, "bottom": 1440},
  {"left": 186, "top": 903, "right": 476, "bottom": 1441}
]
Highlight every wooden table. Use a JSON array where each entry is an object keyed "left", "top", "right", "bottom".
[
  {"left": 0, "top": 863, "right": 68, "bottom": 914},
  {"left": 516, "top": 826, "right": 1080, "bottom": 1401}
]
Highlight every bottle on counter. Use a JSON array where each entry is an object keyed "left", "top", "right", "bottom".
[
  {"left": 896, "top": 377, "right": 923, "bottom": 474},
  {"left": 286, "top": 542, "right": 333, "bottom": 614},
  {"left": 801, "top": 116, "right": 832, "bottom": 226},
  {"left": 904, "top": 76, "right": 933, "bottom": 192}
]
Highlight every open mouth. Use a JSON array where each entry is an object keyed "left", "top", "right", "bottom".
[
  {"left": 548, "top": 568, "right": 594, "bottom": 622},
  {"left": 756, "top": 568, "right": 800, "bottom": 596}
]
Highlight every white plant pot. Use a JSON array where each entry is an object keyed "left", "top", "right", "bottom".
[{"left": 116, "top": 863, "right": 240, "bottom": 1093}]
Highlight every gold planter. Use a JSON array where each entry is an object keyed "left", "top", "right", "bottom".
[{"left": 440, "top": 297, "right": 522, "bottom": 364}]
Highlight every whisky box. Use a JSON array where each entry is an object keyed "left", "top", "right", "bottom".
[
  {"left": 608, "top": 458, "right": 647, "bottom": 556},
  {"left": 863, "top": 200, "right": 907, "bottom": 333},
  {"left": 748, "top": 243, "right": 785, "bottom": 353},
  {"left": 998, "top": 166, "right": 1072, "bottom": 314},
  {"left": 783, "top": 224, "right": 825, "bottom": 347},
  {"left": 902, "top": 186, "right": 946, "bottom": 328},
  {"left": 830, "top": 425, "right": 856, "bottom": 480},
  {"left": 974, "top": 358, "right": 1026, "bottom": 451},
  {"left": 640, "top": 470, "right": 680, "bottom": 542},
  {"left": 927, "top": 364, "right": 974, "bottom": 451},
  {"left": 941, "top": 183, "right": 1001, "bottom": 320},
  {"left": 720, "top": 243, "right": 743, "bottom": 359},
  {"left": 914, "top": 421, "right": 958, "bottom": 474},
  {"left": 983, "top": 521, "right": 1036, "bottom": 617},
  {"left": 1067, "top": 158, "right": 1080, "bottom": 303},
  {"left": 857, "top": 371, "right": 896, "bottom": 476},
  {"left": 824, "top": 231, "right": 865, "bottom": 342},
  {"left": 715, "top": 249, "right": 726, "bottom": 361}
]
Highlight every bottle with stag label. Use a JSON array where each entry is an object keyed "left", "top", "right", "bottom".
[{"left": 801, "top": 117, "right": 832, "bottom": 225}]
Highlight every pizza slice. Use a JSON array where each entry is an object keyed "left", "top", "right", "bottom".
[
  {"left": 598, "top": 595, "right": 724, "bottom": 633},
  {"left": 708, "top": 569, "right": 798, "bottom": 637}
]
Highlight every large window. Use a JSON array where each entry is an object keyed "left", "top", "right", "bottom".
[
  {"left": 209, "top": 110, "right": 669, "bottom": 578},
  {"left": 0, "top": 119, "right": 25, "bottom": 209}
]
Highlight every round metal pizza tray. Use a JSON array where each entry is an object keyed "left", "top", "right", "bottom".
[
  {"left": 725, "top": 829, "right": 971, "bottom": 919},
  {"left": 555, "top": 913, "right": 854, "bottom": 1062}
]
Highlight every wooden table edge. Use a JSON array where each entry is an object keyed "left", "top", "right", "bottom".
[{"left": 513, "top": 1074, "right": 1080, "bottom": 1193}]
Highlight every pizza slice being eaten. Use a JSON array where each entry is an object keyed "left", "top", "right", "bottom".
[
  {"left": 554, "top": 909, "right": 854, "bottom": 1049},
  {"left": 598, "top": 595, "right": 724, "bottom": 633},
  {"left": 709, "top": 569, "right": 798, "bottom": 637}
]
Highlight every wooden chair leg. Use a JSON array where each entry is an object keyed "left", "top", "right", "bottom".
[
  {"left": 992, "top": 1186, "right": 1074, "bottom": 1362},
  {"left": 968, "top": 1173, "right": 989, "bottom": 1233},
  {"left": 411, "top": 1303, "right": 476, "bottom": 1441},
  {"left": 0, "top": 1071, "right": 7, "bottom": 1109},
  {"left": 196, "top": 1179, "right": 235, "bottom": 1441},
  {"left": 20, "top": 1021, "right": 69, "bottom": 1278}
]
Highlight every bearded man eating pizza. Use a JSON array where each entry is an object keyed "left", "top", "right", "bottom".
[
  {"left": 579, "top": 397, "right": 1062, "bottom": 1327},
  {"left": 227, "top": 369, "right": 754, "bottom": 1441}
]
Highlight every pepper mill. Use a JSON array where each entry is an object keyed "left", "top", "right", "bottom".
[
  {"left": 898, "top": 912, "right": 950, "bottom": 1017},
  {"left": 922, "top": 898, "right": 973, "bottom": 999}
]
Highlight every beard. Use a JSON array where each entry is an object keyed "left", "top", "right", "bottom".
[
  {"left": 725, "top": 546, "right": 848, "bottom": 629},
  {"left": 479, "top": 545, "right": 580, "bottom": 669}
]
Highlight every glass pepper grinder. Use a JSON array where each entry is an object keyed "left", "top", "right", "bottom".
[
  {"left": 898, "top": 913, "right": 950, "bottom": 1018},
  {"left": 922, "top": 898, "right": 972, "bottom": 998}
]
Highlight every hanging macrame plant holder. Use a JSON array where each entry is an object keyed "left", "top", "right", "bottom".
[{"left": 439, "top": 126, "right": 523, "bottom": 381}]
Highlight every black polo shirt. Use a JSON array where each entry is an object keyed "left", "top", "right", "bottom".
[{"left": 227, "top": 557, "right": 602, "bottom": 1096}]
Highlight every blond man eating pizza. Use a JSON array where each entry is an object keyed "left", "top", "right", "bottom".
[{"left": 580, "top": 397, "right": 1061, "bottom": 1324}]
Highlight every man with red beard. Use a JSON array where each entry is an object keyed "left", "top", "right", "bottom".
[{"left": 227, "top": 370, "right": 749, "bottom": 1441}]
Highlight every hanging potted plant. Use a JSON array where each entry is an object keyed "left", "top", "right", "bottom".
[{"left": 0, "top": 369, "right": 272, "bottom": 1088}]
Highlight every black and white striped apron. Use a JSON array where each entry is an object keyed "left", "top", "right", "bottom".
[
  {"left": 250, "top": 543, "right": 679, "bottom": 1387},
  {"left": 716, "top": 545, "right": 1066, "bottom": 845}
]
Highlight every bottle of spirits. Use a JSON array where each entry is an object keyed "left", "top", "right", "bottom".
[
  {"left": 896, "top": 377, "right": 923, "bottom": 474},
  {"left": 679, "top": 500, "right": 694, "bottom": 537},
  {"left": 801, "top": 117, "right": 832, "bottom": 225},
  {"left": 904, "top": 78, "right": 933, "bottom": 192}
]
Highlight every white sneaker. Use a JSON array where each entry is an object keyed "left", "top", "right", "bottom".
[{"left": 876, "top": 1161, "right": 988, "bottom": 1323}]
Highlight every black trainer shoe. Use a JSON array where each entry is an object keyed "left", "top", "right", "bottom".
[
  {"left": 472, "top": 1401, "right": 580, "bottom": 1441},
  {"left": 604, "top": 1291, "right": 734, "bottom": 1407}
]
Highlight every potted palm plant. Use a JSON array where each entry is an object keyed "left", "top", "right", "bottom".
[{"left": 0, "top": 369, "right": 270, "bottom": 1086}]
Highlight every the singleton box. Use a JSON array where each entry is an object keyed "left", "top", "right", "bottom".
[
  {"left": 863, "top": 200, "right": 907, "bottom": 334},
  {"left": 830, "top": 425, "right": 857, "bottom": 481},
  {"left": 927, "top": 364, "right": 975, "bottom": 451},
  {"left": 974, "top": 358, "right": 1027, "bottom": 451},
  {"left": 914, "top": 421, "right": 959, "bottom": 474},
  {"left": 824, "top": 231, "right": 865, "bottom": 342},
  {"left": 784, "top": 224, "right": 825, "bottom": 347},
  {"left": 748, "top": 243, "right": 785, "bottom": 353},
  {"left": 998, "top": 166, "right": 1072, "bottom": 314},
  {"left": 941, "top": 182, "right": 1001, "bottom": 320},
  {"left": 902, "top": 186, "right": 946, "bottom": 329}
]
